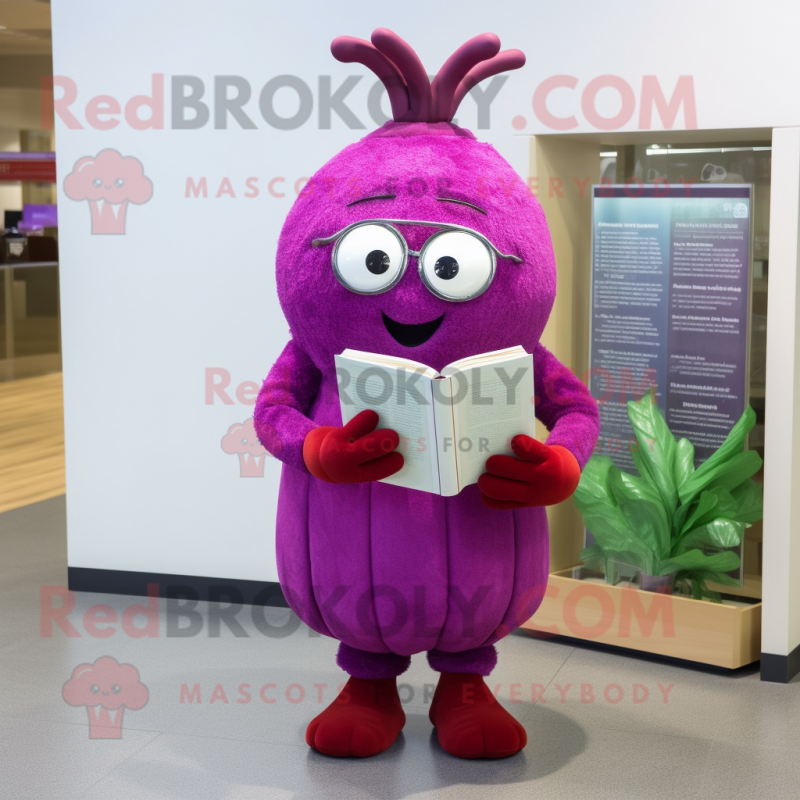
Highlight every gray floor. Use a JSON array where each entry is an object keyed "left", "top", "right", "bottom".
[{"left": 1, "top": 497, "right": 798, "bottom": 800}]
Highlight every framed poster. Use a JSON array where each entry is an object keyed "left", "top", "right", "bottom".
[
  {"left": 588, "top": 183, "right": 753, "bottom": 581},
  {"left": 590, "top": 183, "right": 752, "bottom": 470}
]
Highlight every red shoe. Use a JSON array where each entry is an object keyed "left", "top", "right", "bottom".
[
  {"left": 305, "top": 677, "right": 405, "bottom": 757},
  {"left": 429, "top": 672, "right": 527, "bottom": 759}
]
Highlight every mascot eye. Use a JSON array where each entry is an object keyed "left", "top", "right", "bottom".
[
  {"left": 365, "top": 250, "right": 390, "bottom": 274},
  {"left": 434, "top": 255, "right": 459, "bottom": 280},
  {"left": 333, "top": 224, "right": 406, "bottom": 294},
  {"left": 92, "top": 178, "right": 102, "bottom": 188},
  {"left": 419, "top": 230, "right": 494, "bottom": 301}
]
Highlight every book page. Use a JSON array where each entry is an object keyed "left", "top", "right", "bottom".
[
  {"left": 444, "top": 345, "right": 527, "bottom": 372},
  {"left": 335, "top": 353, "right": 440, "bottom": 493},
  {"left": 340, "top": 349, "right": 439, "bottom": 379},
  {"left": 445, "top": 352, "right": 536, "bottom": 490},
  {"left": 432, "top": 377, "right": 459, "bottom": 496}
]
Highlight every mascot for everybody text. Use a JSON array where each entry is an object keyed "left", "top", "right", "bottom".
[{"left": 255, "top": 28, "right": 599, "bottom": 759}]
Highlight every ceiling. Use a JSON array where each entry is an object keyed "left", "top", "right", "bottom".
[{"left": 0, "top": 0, "right": 52, "bottom": 56}]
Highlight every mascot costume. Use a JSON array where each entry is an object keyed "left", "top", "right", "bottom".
[{"left": 255, "top": 28, "right": 600, "bottom": 759}]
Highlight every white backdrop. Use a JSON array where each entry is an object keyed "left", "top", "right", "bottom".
[{"left": 51, "top": 0, "right": 799, "bottom": 582}]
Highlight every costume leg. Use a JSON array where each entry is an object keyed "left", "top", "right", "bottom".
[
  {"left": 305, "top": 643, "right": 408, "bottom": 757},
  {"left": 427, "top": 645, "right": 497, "bottom": 675},
  {"left": 337, "top": 642, "right": 411, "bottom": 679},
  {"left": 427, "top": 645, "right": 526, "bottom": 759}
]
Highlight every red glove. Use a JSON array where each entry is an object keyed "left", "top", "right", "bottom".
[
  {"left": 478, "top": 435, "right": 580, "bottom": 510},
  {"left": 303, "top": 409, "right": 404, "bottom": 483}
]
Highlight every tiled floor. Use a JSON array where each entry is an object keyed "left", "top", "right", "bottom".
[{"left": 1, "top": 496, "right": 798, "bottom": 799}]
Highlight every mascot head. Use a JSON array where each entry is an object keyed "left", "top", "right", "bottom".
[{"left": 276, "top": 29, "right": 556, "bottom": 372}]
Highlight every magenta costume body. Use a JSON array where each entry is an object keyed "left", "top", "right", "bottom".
[{"left": 254, "top": 34, "right": 599, "bottom": 679}]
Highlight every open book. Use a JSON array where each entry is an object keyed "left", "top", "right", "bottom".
[{"left": 335, "top": 346, "right": 535, "bottom": 496}]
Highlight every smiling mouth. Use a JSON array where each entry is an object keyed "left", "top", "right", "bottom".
[{"left": 382, "top": 312, "right": 444, "bottom": 347}]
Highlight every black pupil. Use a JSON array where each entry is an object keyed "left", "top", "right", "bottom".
[
  {"left": 366, "top": 250, "right": 390, "bottom": 275},
  {"left": 434, "top": 255, "right": 459, "bottom": 280}
]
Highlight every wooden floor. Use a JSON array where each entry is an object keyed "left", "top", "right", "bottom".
[{"left": 0, "top": 372, "right": 65, "bottom": 514}]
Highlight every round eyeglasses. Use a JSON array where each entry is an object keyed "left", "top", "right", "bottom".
[{"left": 311, "top": 219, "right": 523, "bottom": 302}]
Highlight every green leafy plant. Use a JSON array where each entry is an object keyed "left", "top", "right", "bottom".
[{"left": 574, "top": 394, "right": 763, "bottom": 602}]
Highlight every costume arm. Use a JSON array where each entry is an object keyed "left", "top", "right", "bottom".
[
  {"left": 254, "top": 338, "right": 322, "bottom": 472},
  {"left": 533, "top": 342, "right": 600, "bottom": 469}
]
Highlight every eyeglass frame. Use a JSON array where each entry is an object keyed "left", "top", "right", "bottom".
[{"left": 310, "top": 218, "right": 523, "bottom": 303}]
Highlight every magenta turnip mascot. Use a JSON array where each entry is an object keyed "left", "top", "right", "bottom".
[{"left": 255, "top": 28, "right": 600, "bottom": 759}]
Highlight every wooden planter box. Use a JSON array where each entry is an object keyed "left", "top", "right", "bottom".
[{"left": 521, "top": 568, "right": 761, "bottom": 669}]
